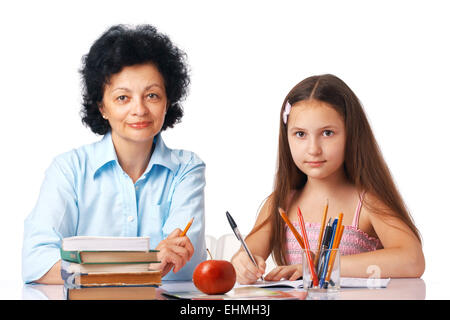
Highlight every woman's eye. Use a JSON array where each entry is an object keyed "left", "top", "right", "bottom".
[
  {"left": 295, "top": 131, "right": 306, "bottom": 138},
  {"left": 147, "top": 93, "right": 158, "bottom": 99},
  {"left": 323, "top": 130, "right": 334, "bottom": 137},
  {"left": 116, "top": 95, "right": 128, "bottom": 102}
]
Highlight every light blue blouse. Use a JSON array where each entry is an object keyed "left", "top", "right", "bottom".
[{"left": 22, "top": 132, "right": 207, "bottom": 283}]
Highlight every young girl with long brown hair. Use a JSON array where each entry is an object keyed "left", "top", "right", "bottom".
[{"left": 231, "top": 74, "right": 425, "bottom": 284}]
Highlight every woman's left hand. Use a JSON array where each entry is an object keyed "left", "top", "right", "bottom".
[
  {"left": 152, "top": 228, "right": 195, "bottom": 276},
  {"left": 264, "top": 264, "right": 303, "bottom": 281}
]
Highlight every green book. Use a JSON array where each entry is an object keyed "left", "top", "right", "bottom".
[
  {"left": 60, "top": 248, "right": 159, "bottom": 264},
  {"left": 60, "top": 236, "right": 159, "bottom": 264}
]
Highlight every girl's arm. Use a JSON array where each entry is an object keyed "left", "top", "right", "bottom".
[
  {"left": 231, "top": 197, "right": 273, "bottom": 284},
  {"left": 341, "top": 194, "right": 425, "bottom": 278}
]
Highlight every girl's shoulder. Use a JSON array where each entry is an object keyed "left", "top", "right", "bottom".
[
  {"left": 253, "top": 192, "right": 279, "bottom": 230},
  {"left": 361, "top": 191, "right": 394, "bottom": 217},
  {"left": 358, "top": 190, "right": 404, "bottom": 237},
  {"left": 257, "top": 193, "right": 274, "bottom": 217},
  {"left": 258, "top": 190, "right": 296, "bottom": 214}
]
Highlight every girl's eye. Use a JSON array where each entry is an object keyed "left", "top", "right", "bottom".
[
  {"left": 295, "top": 131, "right": 306, "bottom": 138},
  {"left": 323, "top": 130, "right": 334, "bottom": 137}
]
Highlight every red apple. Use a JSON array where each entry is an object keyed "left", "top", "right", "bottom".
[{"left": 193, "top": 260, "right": 236, "bottom": 295}]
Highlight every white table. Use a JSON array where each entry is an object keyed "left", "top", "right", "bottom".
[{"left": 0, "top": 278, "right": 432, "bottom": 300}]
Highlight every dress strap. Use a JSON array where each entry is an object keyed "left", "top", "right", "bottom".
[{"left": 351, "top": 191, "right": 366, "bottom": 228}]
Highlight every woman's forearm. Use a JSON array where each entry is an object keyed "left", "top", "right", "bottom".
[
  {"left": 34, "top": 260, "right": 64, "bottom": 285},
  {"left": 340, "top": 247, "right": 425, "bottom": 278}
]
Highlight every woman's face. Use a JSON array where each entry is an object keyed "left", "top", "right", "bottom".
[
  {"left": 100, "top": 63, "right": 167, "bottom": 145},
  {"left": 287, "top": 99, "right": 347, "bottom": 181}
]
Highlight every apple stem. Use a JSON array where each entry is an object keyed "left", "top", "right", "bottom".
[{"left": 206, "top": 248, "right": 213, "bottom": 260}]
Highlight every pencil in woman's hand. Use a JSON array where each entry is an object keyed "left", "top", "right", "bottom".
[{"left": 180, "top": 217, "right": 194, "bottom": 237}]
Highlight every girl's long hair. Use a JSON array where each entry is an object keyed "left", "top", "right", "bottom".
[{"left": 253, "top": 74, "right": 422, "bottom": 266}]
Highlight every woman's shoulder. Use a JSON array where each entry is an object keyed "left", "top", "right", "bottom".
[
  {"left": 156, "top": 134, "right": 204, "bottom": 170},
  {"left": 49, "top": 138, "right": 101, "bottom": 175},
  {"left": 169, "top": 148, "right": 205, "bottom": 167},
  {"left": 166, "top": 145, "right": 206, "bottom": 179}
]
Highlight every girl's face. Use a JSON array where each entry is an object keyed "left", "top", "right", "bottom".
[
  {"left": 287, "top": 99, "right": 346, "bottom": 181},
  {"left": 100, "top": 63, "right": 167, "bottom": 145}
]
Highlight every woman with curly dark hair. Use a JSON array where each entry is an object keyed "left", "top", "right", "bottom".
[{"left": 22, "top": 25, "right": 206, "bottom": 284}]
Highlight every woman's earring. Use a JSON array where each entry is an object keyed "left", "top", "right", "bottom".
[{"left": 102, "top": 114, "right": 108, "bottom": 120}]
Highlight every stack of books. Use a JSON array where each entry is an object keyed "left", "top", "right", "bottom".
[{"left": 60, "top": 236, "right": 161, "bottom": 300}]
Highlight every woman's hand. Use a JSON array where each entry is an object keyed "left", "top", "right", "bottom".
[
  {"left": 152, "top": 228, "right": 195, "bottom": 277},
  {"left": 231, "top": 250, "right": 266, "bottom": 285},
  {"left": 264, "top": 264, "right": 302, "bottom": 281}
]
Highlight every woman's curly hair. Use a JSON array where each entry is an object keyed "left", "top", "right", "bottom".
[{"left": 80, "top": 24, "right": 190, "bottom": 135}]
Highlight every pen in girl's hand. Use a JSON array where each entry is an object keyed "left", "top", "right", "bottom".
[{"left": 226, "top": 211, "right": 264, "bottom": 281}]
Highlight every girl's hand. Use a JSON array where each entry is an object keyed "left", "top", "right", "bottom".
[
  {"left": 152, "top": 228, "right": 195, "bottom": 277},
  {"left": 231, "top": 250, "right": 266, "bottom": 285},
  {"left": 264, "top": 264, "right": 302, "bottom": 281}
]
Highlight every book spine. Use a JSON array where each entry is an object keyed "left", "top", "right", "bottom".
[
  {"left": 60, "top": 248, "right": 160, "bottom": 264},
  {"left": 60, "top": 248, "right": 83, "bottom": 263},
  {"left": 64, "top": 284, "right": 159, "bottom": 300}
]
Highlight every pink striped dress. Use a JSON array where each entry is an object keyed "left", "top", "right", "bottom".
[{"left": 285, "top": 196, "right": 383, "bottom": 265}]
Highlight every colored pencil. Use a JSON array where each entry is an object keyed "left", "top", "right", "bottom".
[
  {"left": 278, "top": 207, "right": 305, "bottom": 249},
  {"left": 335, "top": 213, "right": 343, "bottom": 237},
  {"left": 319, "top": 218, "right": 338, "bottom": 287},
  {"left": 316, "top": 218, "right": 332, "bottom": 283},
  {"left": 180, "top": 217, "right": 194, "bottom": 237},
  {"left": 314, "top": 200, "right": 329, "bottom": 267},
  {"left": 324, "top": 224, "right": 345, "bottom": 286},
  {"left": 297, "top": 206, "right": 319, "bottom": 287}
]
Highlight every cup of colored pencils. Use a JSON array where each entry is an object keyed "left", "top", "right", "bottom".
[
  {"left": 302, "top": 247, "right": 340, "bottom": 292},
  {"left": 299, "top": 205, "right": 344, "bottom": 292}
]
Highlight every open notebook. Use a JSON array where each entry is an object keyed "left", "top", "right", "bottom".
[
  {"left": 161, "top": 278, "right": 390, "bottom": 293},
  {"left": 236, "top": 277, "right": 391, "bottom": 289},
  {"left": 160, "top": 278, "right": 390, "bottom": 300},
  {"left": 160, "top": 281, "right": 307, "bottom": 300}
]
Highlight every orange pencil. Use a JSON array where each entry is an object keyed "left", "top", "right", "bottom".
[
  {"left": 335, "top": 212, "right": 344, "bottom": 237},
  {"left": 324, "top": 223, "right": 345, "bottom": 285},
  {"left": 297, "top": 206, "right": 319, "bottom": 287},
  {"left": 323, "top": 213, "right": 343, "bottom": 283},
  {"left": 314, "top": 200, "right": 329, "bottom": 267},
  {"left": 180, "top": 217, "right": 194, "bottom": 237},
  {"left": 278, "top": 208, "right": 305, "bottom": 249},
  {"left": 332, "top": 212, "right": 344, "bottom": 252}
]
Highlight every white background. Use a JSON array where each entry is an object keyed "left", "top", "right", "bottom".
[{"left": 1, "top": 0, "right": 449, "bottom": 298}]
